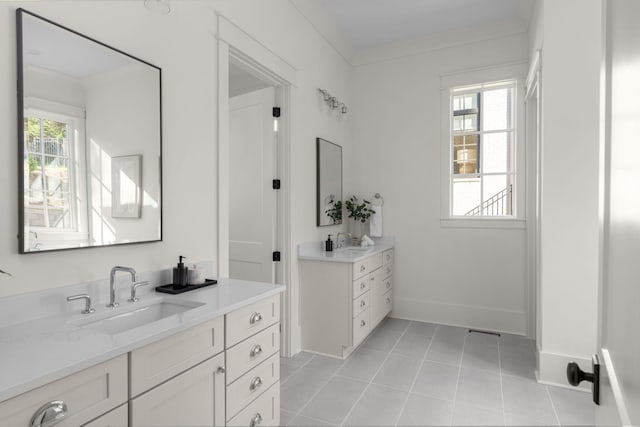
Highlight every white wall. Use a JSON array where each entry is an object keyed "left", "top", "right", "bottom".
[
  {"left": 532, "top": 0, "right": 601, "bottom": 386},
  {"left": 350, "top": 28, "right": 530, "bottom": 334},
  {"left": 84, "top": 63, "right": 161, "bottom": 245},
  {"left": 0, "top": 0, "right": 351, "bottom": 360}
]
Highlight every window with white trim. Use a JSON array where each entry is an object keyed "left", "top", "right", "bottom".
[{"left": 449, "top": 80, "right": 516, "bottom": 217}]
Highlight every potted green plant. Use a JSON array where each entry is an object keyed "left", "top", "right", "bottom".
[
  {"left": 324, "top": 199, "right": 342, "bottom": 224},
  {"left": 345, "top": 196, "right": 375, "bottom": 241}
]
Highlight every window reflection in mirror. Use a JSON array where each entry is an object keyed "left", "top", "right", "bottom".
[
  {"left": 17, "top": 9, "right": 162, "bottom": 253},
  {"left": 316, "top": 138, "right": 343, "bottom": 227}
]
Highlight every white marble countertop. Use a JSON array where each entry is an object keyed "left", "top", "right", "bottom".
[
  {"left": 298, "top": 236, "right": 394, "bottom": 263},
  {"left": 0, "top": 277, "right": 284, "bottom": 402}
]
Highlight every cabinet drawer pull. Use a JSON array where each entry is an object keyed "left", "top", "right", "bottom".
[
  {"left": 250, "top": 413, "right": 263, "bottom": 427},
  {"left": 386, "top": 281, "right": 391, "bottom": 289},
  {"left": 386, "top": 267, "right": 391, "bottom": 275},
  {"left": 249, "top": 312, "right": 263, "bottom": 325},
  {"left": 360, "top": 300, "right": 366, "bottom": 308},
  {"left": 360, "top": 320, "right": 366, "bottom": 327},
  {"left": 249, "top": 344, "right": 263, "bottom": 358},
  {"left": 386, "top": 297, "right": 391, "bottom": 304},
  {"left": 217, "top": 366, "right": 226, "bottom": 374},
  {"left": 370, "top": 276, "right": 375, "bottom": 281},
  {"left": 360, "top": 265, "right": 366, "bottom": 272},
  {"left": 360, "top": 282, "right": 365, "bottom": 290},
  {"left": 249, "top": 376, "right": 263, "bottom": 391},
  {"left": 30, "top": 400, "right": 67, "bottom": 427}
]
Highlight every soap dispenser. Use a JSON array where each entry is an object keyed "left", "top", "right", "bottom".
[
  {"left": 173, "top": 255, "right": 189, "bottom": 287},
  {"left": 325, "top": 235, "right": 334, "bottom": 252}
]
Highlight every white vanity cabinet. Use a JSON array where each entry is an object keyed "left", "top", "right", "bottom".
[
  {"left": 299, "top": 246, "right": 394, "bottom": 358},
  {"left": 0, "top": 291, "right": 282, "bottom": 427},
  {"left": 129, "top": 316, "right": 226, "bottom": 426}
]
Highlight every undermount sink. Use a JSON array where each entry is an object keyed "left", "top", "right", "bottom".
[
  {"left": 337, "top": 246, "right": 374, "bottom": 253},
  {"left": 73, "top": 299, "right": 204, "bottom": 335}
]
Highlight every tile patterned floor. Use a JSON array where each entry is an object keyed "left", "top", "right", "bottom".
[{"left": 280, "top": 319, "right": 595, "bottom": 426}]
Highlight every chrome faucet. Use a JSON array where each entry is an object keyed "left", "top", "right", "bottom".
[
  {"left": 336, "top": 232, "right": 352, "bottom": 249},
  {"left": 108, "top": 266, "right": 136, "bottom": 308}
]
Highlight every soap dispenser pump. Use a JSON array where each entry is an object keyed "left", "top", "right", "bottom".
[
  {"left": 173, "top": 255, "right": 189, "bottom": 287},
  {"left": 325, "top": 235, "right": 334, "bottom": 252}
]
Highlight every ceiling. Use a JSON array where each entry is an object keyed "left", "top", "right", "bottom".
[{"left": 318, "top": 0, "right": 534, "bottom": 49}]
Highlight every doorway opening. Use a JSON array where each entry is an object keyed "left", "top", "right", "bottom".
[{"left": 217, "top": 16, "right": 296, "bottom": 357}]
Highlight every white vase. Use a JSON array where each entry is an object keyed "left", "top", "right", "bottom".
[{"left": 348, "top": 218, "right": 366, "bottom": 241}]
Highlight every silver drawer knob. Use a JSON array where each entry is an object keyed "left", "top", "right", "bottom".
[
  {"left": 30, "top": 401, "right": 67, "bottom": 427},
  {"left": 360, "top": 265, "right": 366, "bottom": 272},
  {"left": 250, "top": 413, "right": 263, "bottom": 427},
  {"left": 386, "top": 281, "right": 391, "bottom": 289},
  {"left": 360, "top": 282, "right": 365, "bottom": 290},
  {"left": 386, "top": 297, "right": 391, "bottom": 304},
  {"left": 360, "top": 320, "right": 366, "bottom": 327},
  {"left": 360, "top": 300, "right": 366, "bottom": 308},
  {"left": 250, "top": 344, "right": 263, "bottom": 358},
  {"left": 249, "top": 376, "right": 263, "bottom": 391},
  {"left": 217, "top": 366, "right": 226, "bottom": 374},
  {"left": 249, "top": 312, "right": 263, "bottom": 325}
]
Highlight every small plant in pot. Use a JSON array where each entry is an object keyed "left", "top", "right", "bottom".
[
  {"left": 324, "top": 199, "right": 342, "bottom": 224},
  {"left": 345, "top": 196, "right": 375, "bottom": 243}
]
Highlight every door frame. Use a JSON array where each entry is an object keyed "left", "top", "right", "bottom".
[
  {"left": 216, "top": 14, "right": 297, "bottom": 356},
  {"left": 525, "top": 50, "right": 542, "bottom": 343}
]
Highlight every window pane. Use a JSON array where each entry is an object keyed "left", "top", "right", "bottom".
[
  {"left": 483, "top": 88, "right": 512, "bottom": 131},
  {"left": 26, "top": 190, "right": 46, "bottom": 227},
  {"left": 482, "top": 132, "right": 511, "bottom": 173},
  {"left": 44, "top": 157, "right": 70, "bottom": 193},
  {"left": 453, "top": 135, "right": 478, "bottom": 174},
  {"left": 47, "top": 192, "right": 72, "bottom": 228},
  {"left": 453, "top": 178, "right": 481, "bottom": 215},
  {"left": 453, "top": 94, "right": 478, "bottom": 112},
  {"left": 482, "top": 174, "right": 513, "bottom": 216}
]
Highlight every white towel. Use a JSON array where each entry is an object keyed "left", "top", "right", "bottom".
[{"left": 369, "top": 205, "right": 382, "bottom": 237}]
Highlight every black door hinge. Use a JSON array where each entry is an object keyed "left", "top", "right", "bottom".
[
  {"left": 272, "top": 179, "right": 281, "bottom": 189},
  {"left": 272, "top": 251, "right": 281, "bottom": 262},
  {"left": 272, "top": 107, "right": 281, "bottom": 118}
]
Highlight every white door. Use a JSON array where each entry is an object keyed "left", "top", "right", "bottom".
[
  {"left": 229, "top": 87, "right": 276, "bottom": 283},
  {"left": 595, "top": 1, "right": 639, "bottom": 425}
]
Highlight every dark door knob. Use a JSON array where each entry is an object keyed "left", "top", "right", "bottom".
[
  {"left": 567, "top": 361, "right": 594, "bottom": 386},
  {"left": 566, "top": 356, "right": 600, "bottom": 405}
]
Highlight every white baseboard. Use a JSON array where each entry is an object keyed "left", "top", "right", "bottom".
[
  {"left": 538, "top": 349, "right": 591, "bottom": 391},
  {"left": 393, "top": 296, "right": 527, "bottom": 335}
]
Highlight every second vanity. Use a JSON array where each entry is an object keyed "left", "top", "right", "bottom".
[
  {"left": 0, "top": 275, "right": 284, "bottom": 427},
  {"left": 298, "top": 237, "right": 394, "bottom": 358}
]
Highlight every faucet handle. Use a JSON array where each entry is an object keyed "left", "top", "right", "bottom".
[
  {"left": 67, "top": 294, "right": 95, "bottom": 314},
  {"left": 129, "top": 281, "right": 150, "bottom": 303}
]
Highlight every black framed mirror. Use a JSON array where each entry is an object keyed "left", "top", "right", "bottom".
[
  {"left": 17, "top": 9, "right": 162, "bottom": 253},
  {"left": 316, "top": 138, "right": 343, "bottom": 226}
]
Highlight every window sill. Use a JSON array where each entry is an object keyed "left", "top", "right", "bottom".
[{"left": 440, "top": 217, "right": 526, "bottom": 229}]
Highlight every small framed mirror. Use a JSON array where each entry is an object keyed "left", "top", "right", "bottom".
[
  {"left": 316, "top": 138, "right": 342, "bottom": 226},
  {"left": 17, "top": 9, "right": 162, "bottom": 253}
]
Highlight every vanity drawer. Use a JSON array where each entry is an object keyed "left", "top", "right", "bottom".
[
  {"left": 382, "top": 263, "right": 393, "bottom": 280},
  {"left": 226, "top": 323, "right": 280, "bottom": 384},
  {"left": 227, "top": 382, "right": 279, "bottom": 427},
  {"left": 382, "top": 290, "right": 393, "bottom": 315},
  {"left": 352, "top": 308, "right": 371, "bottom": 346},
  {"left": 381, "top": 276, "right": 393, "bottom": 295},
  {"left": 226, "top": 294, "right": 280, "bottom": 348},
  {"left": 130, "top": 316, "right": 224, "bottom": 397},
  {"left": 352, "top": 253, "right": 382, "bottom": 280},
  {"left": 352, "top": 291, "right": 370, "bottom": 318},
  {"left": 352, "top": 276, "right": 370, "bottom": 298},
  {"left": 0, "top": 355, "right": 127, "bottom": 427},
  {"left": 227, "top": 353, "right": 279, "bottom": 420},
  {"left": 382, "top": 249, "right": 394, "bottom": 266}
]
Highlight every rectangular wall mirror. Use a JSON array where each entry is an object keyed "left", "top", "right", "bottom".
[
  {"left": 316, "top": 138, "right": 342, "bottom": 226},
  {"left": 17, "top": 9, "right": 162, "bottom": 253}
]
